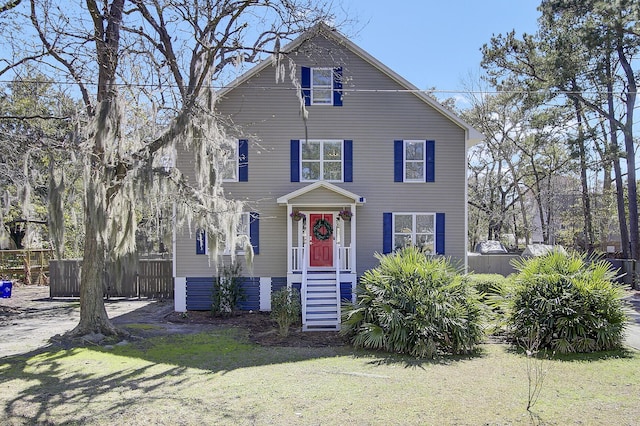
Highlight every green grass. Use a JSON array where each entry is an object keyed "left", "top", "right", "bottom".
[{"left": 1, "top": 330, "right": 639, "bottom": 425}]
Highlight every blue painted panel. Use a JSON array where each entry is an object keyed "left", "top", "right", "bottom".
[
  {"left": 394, "top": 140, "right": 403, "bottom": 182},
  {"left": 186, "top": 277, "right": 214, "bottom": 310},
  {"left": 187, "top": 276, "right": 260, "bottom": 311},
  {"left": 426, "top": 140, "right": 435, "bottom": 182},
  {"left": 250, "top": 212, "right": 260, "bottom": 255},
  {"left": 344, "top": 140, "right": 353, "bottom": 182},
  {"left": 290, "top": 140, "right": 300, "bottom": 182},
  {"left": 301, "top": 67, "right": 311, "bottom": 106},
  {"left": 340, "top": 282, "right": 352, "bottom": 302},
  {"left": 436, "top": 212, "right": 445, "bottom": 255},
  {"left": 271, "top": 277, "right": 287, "bottom": 293},
  {"left": 238, "top": 139, "right": 249, "bottom": 182},
  {"left": 383, "top": 212, "right": 392, "bottom": 254},
  {"left": 333, "top": 67, "right": 343, "bottom": 106},
  {"left": 238, "top": 277, "right": 260, "bottom": 311}
]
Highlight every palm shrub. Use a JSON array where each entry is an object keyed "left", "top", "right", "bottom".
[
  {"left": 507, "top": 251, "right": 627, "bottom": 353},
  {"left": 468, "top": 273, "right": 513, "bottom": 336},
  {"left": 341, "top": 247, "right": 483, "bottom": 358}
]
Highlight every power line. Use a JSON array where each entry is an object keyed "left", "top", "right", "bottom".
[{"left": 0, "top": 78, "right": 636, "bottom": 96}]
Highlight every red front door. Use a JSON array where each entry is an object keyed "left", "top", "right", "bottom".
[{"left": 309, "top": 213, "right": 334, "bottom": 267}]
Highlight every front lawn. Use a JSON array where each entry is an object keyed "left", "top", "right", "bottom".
[{"left": 1, "top": 329, "right": 639, "bottom": 425}]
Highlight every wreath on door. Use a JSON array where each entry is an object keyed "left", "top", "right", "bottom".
[{"left": 313, "top": 218, "right": 333, "bottom": 241}]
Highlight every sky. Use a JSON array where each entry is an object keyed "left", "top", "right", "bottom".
[{"left": 344, "top": 0, "right": 543, "bottom": 102}]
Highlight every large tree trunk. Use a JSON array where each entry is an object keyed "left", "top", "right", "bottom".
[
  {"left": 68, "top": 0, "right": 125, "bottom": 336},
  {"left": 71, "top": 171, "right": 119, "bottom": 336}
]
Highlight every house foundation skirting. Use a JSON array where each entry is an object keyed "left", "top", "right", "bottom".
[{"left": 174, "top": 275, "right": 357, "bottom": 312}]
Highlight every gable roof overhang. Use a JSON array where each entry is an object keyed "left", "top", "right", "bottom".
[
  {"left": 276, "top": 181, "right": 366, "bottom": 206},
  {"left": 218, "top": 22, "right": 485, "bottom": 149}
]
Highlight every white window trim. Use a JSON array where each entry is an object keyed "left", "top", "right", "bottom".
[
  {"left": 403, "top": 140, "right": 426, "bottom": 183},
  {"left": 222, "top": 142, "right": 239, "bottom": 183},
  {"left": 311, "top": 67, "right": 333, "bottom": 106},
  {"left": 223, "top": 212, "right": 251, "bottom": 255},
  {"left": 392, "top": 212, "right": 436, "bottom": 253},
  {"left": 300, "top": 139, "right": 344, "bottom": 183}
]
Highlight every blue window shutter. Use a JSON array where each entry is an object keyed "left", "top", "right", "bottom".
[
  {"left": 196, "top": 229, "right": 206, "bottom": 255},
  {"left": 436, "top": 213, "right": 445, "bottom": 254},
  {"left": 394, "top": 140, "right": 403, "bottom": 182},
  {"left": 333, "top": 67, "right": 343, "bottom": 106},
  {"left": 383, "top": 213, "right": 393, "bottom": 254},
  {"left": 290, "top": 140, "right": 300, "bottom": 182},
  {"left": 426, "top": 140, "right": 435, "bottom": 182},
  {"left": 250, "top": 212, "right": 260, "bottom": 255},
  {"left": 301, "top": 67, "right": 311, "bottom": 106},
  {"left": 344, "top": 139, "right": 353, "bottom": 182},
  {"left": 238, "top": 139, "right": 248, "bottom": 182}
]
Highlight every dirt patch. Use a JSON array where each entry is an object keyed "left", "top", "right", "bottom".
[{"left": 164, "top": 309, "right": 348, "bottom": 347}]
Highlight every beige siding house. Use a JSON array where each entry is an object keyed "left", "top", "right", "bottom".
[{"left": 173, "top": 23, "right": 483, "bottom": 330}]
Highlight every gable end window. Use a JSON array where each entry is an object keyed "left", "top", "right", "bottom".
[
  {"left": 291, "top": 139, "right": 353, "bottom": 183},
  {"left": 383, "top": 212, "right": 445, "bottom": 255},
  {"left": 301, "top": 66, "right": 343, "bottom": 107},
  {"left": 394, "top": 140, "right": 435, "bottom": 182},
  {"left": 221, "top": 139, "right": 249, "bottom": 182}
]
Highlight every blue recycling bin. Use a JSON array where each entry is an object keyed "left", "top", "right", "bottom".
[{"left": 0, "top": 280, "right": 12, "bottom": 298}]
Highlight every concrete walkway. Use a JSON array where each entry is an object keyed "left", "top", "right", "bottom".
[{"left": 624, "top": 291, "right": 640, "bottom": 351}]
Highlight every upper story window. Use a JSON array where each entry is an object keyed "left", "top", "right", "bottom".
[
  {"left": 311, "top": 68, "right": 333, "bottom": 105},
  {"left": 291, "top": 139, "right": 352, "bottom": 183},
  {"left": 301, "top": 140, "right": 343, "bottom": 182},
  {"left": 393, "top": 213, "right": 435, "bottom": 253},
  {"left": 301, "top": 66, "right": 343, "bottom": 107},
  {"left": 221, "top": 139, "right": 248, "bottom": 182},
  {"left": 394, "top": 139, "right": 435, "bottom": 183},
  {"left": 404, "top": 140, "right": 425, "bottom": 182}
]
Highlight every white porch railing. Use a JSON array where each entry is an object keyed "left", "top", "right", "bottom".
[{"left": 290, "top": 245, "right": 352, "bottom": 272}]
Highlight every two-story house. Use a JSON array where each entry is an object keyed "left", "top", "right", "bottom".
[{"left": 173, "top": 23, "right": 483, "bottom": 330}]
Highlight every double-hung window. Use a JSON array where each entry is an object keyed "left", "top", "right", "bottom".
[
  {"left": 311, "top": 68, "right": 333, "bottom": 105},
  {"left": 394, "top": 139, "right": 435, "bottom": 182},
  {"left": 404, "top": 140, "right": 425, "bottom": 182},
  {"left": 301, "top": 66, "right": 343, "bottom": 107},
  {"left": 221, "top": 139, "right": 249, "bottom": 182},
  {"left": 196, "top": 212, "right": 260, "bottom": 255},
  {"left": 301, "top": 140, "right": 343, "bottom": 182},
  {"left": 224, "top": 212, "right": 250, "bottom": 254},
  {"left": 393, "top": 213, "right": 436, "bottom": 253}
]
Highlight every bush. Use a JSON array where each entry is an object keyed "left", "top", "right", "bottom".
[
  {"left": 341, "top": 247, "right": 483, "bottom": 358},
  {"left": 467, "top": 274, "right": 509, "bottom": 298},
  {"left": 270, "top": 287, "right": 301, "bottom": 336},
  {"left": 507, "top": 251, "right": 627, "bottom": 353},
  {"left": 212, "top": 262, "right": 244, "bottom": 317}
]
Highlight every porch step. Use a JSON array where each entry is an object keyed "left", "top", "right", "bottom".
[{"left": 302, "top": 275, "right": 340, "bottom": 331}]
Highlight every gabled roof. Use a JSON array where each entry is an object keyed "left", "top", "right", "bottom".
[
  {"left": 218, "top": 22, "right": 484, "bottom": 148},
  {"left": 277, "top": 181, "right": 366, "bottom": 205}
]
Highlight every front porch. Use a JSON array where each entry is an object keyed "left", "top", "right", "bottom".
[{"left": 277, "top": 181, "right": 365, "bottom": 331}]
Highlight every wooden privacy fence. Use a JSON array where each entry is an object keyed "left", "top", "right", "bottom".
[
  {"left": 49, "top": 259, "right": 173, "bottom": 299},
  {"left": 0, "top": 249, "right": 54, "bottom": 285}
]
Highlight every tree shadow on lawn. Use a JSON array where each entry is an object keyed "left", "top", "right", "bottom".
[
  {"left": 0, "top": 345, "right": 192, "bottom": 424},
  {"left": 358, "top": 346, "right": 488, "bottom": 369},
  {"left": 504, "top": 345, "right": 636, "bottom": 362}
]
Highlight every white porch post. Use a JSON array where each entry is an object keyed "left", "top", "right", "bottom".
[
  {"left": 351, "top": 202, "right": 357, "bottom": 273},
  {"left": 286, "top": 204, "right": 293, "bottom": 273}
]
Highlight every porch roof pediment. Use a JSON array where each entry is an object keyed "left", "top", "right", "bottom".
[{"left": 277, "top": 182, "right": 365, "bottom": 206}]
